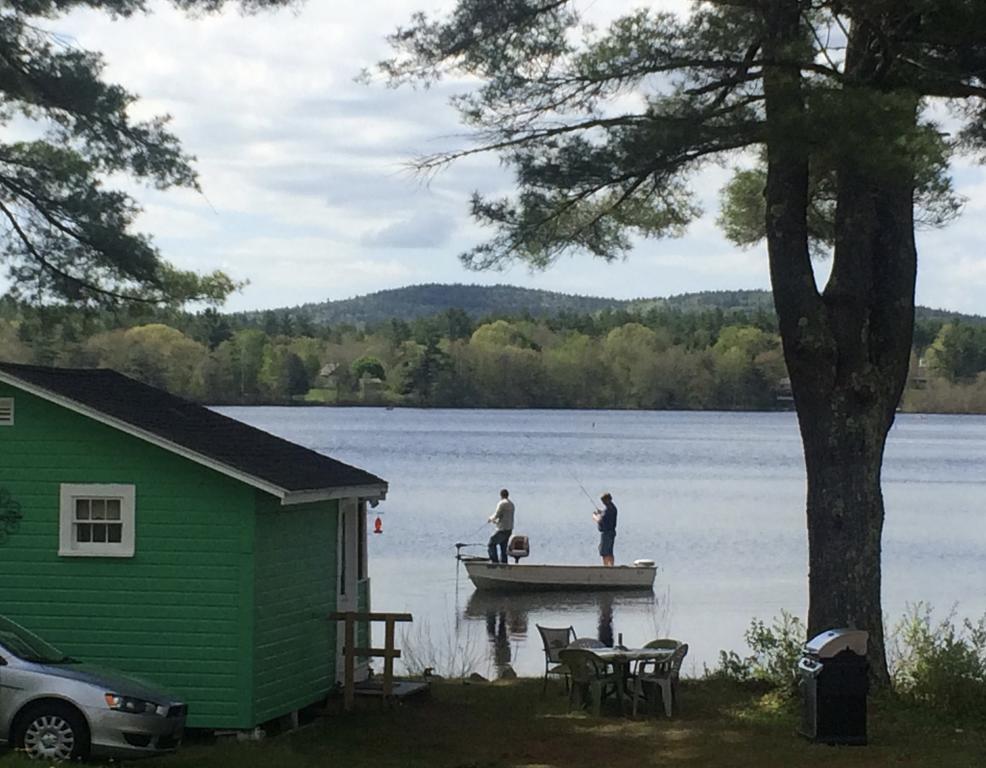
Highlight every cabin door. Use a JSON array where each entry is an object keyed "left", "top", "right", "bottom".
[{"left": 336, "top": 498, "right": 365, "bottom": 683}]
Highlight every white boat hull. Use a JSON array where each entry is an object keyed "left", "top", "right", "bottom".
[{"left": 463, "top": 561, "right": 656, "bottom": 592}]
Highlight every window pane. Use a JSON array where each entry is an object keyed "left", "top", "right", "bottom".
[
  {"left": 75, "top": 499, "right": 90, "bottom": 521},
  {"left": 76, "top": 523, "right": 92, "bottom": 543},
  {"left": 106, "top": 499, "right": 121, "bottom": 521},
  {"left": 92, "top": 524, "right": 107, "bottom": 543},
  {"left": 91, "top": 499, "right": 106, "bottom": 520},
  {"left": 107, "top": 525, "right": 122, "bottom": 544}
]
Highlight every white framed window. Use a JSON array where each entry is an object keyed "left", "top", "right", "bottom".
[
  {"left": 59, "top": 484, "right": 135, "bottom": 558},
  {"left": 0, "top": 398, "right": 13, "bottom": 426}
]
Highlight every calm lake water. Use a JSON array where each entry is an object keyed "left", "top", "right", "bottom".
[{"left": 216, "top": 407, "right": 986, "bottom": 678}]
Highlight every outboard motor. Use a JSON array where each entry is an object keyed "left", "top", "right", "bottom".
[{"left": 507, "top": 535, "right": 530, "bottom": 563}]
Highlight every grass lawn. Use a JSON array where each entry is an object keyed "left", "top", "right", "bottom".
[{"left": 1, "top": 678, "right": 983, "bottom": 767}]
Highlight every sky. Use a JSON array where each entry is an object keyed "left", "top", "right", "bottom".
[{"left": 50, "top": 0, "right": 986, "bottom": 314}]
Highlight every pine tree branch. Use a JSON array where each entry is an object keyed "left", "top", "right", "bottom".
[{"left": 0, "top": 200, "right": 156, "bottom": 304}]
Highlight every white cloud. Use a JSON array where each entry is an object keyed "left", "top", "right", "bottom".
[
  {"left": 217, "top": 236, "right": 414, "bottom": 309},
  {"left": 135, "top": 202, "right": 224, "bottom": 241},
  {"left": 362, "top": 212, "right": 457, "bottom": 249}
]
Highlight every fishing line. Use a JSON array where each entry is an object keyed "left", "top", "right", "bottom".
[
  {"left": 518, "top": 429, "right": 600, "bottom": 513},
  {"left": 570, "top": 469, "right": 600, "bottom": 512},
  {"left": 516, "top": 429, "right": 594, "bottom": 512}
]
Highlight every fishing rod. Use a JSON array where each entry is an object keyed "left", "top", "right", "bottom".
[
  {"left": 454, "top": 520, "right": 490, "bottom": 568},
  {"left": 518, "top": 429, "right": 600, "bottom": 513},
  {"left": 569, "top": 467, "right": 601, "bottom": 512},
  {"left": 456, "top": 518, "right": 491, "bottom": 561}
]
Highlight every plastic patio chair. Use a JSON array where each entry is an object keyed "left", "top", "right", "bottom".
[
  {"left": 641, "top": 638, "right": 681, "bottom": 665},
  {"left": 631, "top": 641, "right": 688, "bottom": 717},
  {"left": 536, "top": 624, "right": 576, "bottom": 695},
  {"left": 558, "top": 648, "right": 623, "bottom": 716}
]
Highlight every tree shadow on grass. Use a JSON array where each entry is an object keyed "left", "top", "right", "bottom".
[{"left": 142, "top": 678, "right": 986, "bottom": 768}]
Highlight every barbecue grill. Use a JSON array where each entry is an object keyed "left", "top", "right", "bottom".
[{"left": 798, "top": 628, "right": 869, "bottom": 745}]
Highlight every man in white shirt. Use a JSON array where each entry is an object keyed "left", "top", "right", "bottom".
[{"left": 487, "top": 488, "right": 515, "bottom": 564}]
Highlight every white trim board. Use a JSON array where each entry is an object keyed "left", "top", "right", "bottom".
[{"left": 0, "top": 372, "right": 388, "bottom": 506}]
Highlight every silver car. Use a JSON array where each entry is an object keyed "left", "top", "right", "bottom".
[{"left": 0, "top": 615, "right": 187, "bottom": 760}]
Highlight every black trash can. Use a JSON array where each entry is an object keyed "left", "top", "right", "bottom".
[{"left": 798, "top": 629, "right": 869, "bottom": 745}]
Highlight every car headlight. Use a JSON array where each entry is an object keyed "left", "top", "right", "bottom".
[{"left": 104, "top": 693, "right": 161, "bottom": 715}]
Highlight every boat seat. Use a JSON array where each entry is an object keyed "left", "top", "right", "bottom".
[{"left": 507, "top": 535, "right": 530, "bottom": 563}]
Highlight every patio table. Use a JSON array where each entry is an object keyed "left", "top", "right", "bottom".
[{"left": 591, "top": 647, "right": 674, "bottom": 711}]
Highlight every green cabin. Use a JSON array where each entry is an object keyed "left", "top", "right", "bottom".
[{"left": 0, "top": 363, "right": 387, "bottom": 729}]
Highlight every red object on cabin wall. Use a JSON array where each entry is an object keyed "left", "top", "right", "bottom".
[{"left": 373, "top": 516, "right": 383, "bottom": 534}]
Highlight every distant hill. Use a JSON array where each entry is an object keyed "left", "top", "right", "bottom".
[
  {"left": 239, "top": 283, "right": 984, "bottom": 327},
  {"left": 261, "top": 284, "right": 626, "bottom": 325},
  {"left": 245, "top": 284, "right": 777, "bottom": 326}
]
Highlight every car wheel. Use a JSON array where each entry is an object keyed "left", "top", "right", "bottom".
[{"left": 16, "top": 703, "right": 90, "bottom": 761}]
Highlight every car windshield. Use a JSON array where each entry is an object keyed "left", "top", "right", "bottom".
[{"left": 0, "top": 616, "right": 71, "bottom": 664}]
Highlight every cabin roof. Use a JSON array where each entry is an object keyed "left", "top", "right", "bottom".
[{"left": 0, "top": 363, "right": 387, "bottom": 505}]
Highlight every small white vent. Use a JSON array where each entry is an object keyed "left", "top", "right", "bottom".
[{"left": 0, "top": 398, "right": 13, "bottom": 426}]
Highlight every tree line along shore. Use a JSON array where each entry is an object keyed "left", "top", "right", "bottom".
[{"left": 1, "top": 300, "right": 985, "bottom": 413}]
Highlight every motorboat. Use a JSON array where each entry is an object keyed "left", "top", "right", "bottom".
[{"left": 456, "top": 538, "right": 656, "bottom": 592}]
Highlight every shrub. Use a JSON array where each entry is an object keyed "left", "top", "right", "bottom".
[
  {"left": 706, "top": 610, "right": 806, "bottom": 694},
  {"left": 888, "top": 603, "right": 986, "bottom": 719}
]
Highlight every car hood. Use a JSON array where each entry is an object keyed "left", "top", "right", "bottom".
[{"left": 29, "top": 662, "right": 180, "bottom": 703}]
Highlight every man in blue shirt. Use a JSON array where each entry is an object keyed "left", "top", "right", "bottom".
[{"left": 592, "top": 493, "right": 617, "bottom": 566}]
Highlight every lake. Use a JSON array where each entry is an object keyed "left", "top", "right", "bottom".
[{"left": 216, "top": 407, "right": 986, "bottom": 678}]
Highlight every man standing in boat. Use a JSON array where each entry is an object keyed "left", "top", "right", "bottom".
[
  {"left": 593, "top": 493, "right": 617, "bottom": 566},
  {"left": 487, "top": 488, "right": 515, "bottom": 564}
]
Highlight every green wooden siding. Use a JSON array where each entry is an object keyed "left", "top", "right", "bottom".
[
  {"left": 0, "top": 383, "right": 255, "bottom": 729},
  {"left": 252, "top": 495, "right": 337, "bottom": 723}
]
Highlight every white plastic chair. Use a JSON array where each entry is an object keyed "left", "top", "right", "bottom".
[{"left": 632, "top": 641, "right": 688, "bottom": 717}]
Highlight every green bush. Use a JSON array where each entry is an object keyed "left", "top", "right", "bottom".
[
  {"left": 706, "top": 610, "right": 806, "bottom": 694},
  {"left": 889, "top": 603, "right": 986, "bottom": 719}
]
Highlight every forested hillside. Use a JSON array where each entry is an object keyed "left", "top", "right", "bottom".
[
  {"left": 240, "top": 283, "right": 630, "bottom": 326},
  {"left": 1, "top": 286, "right": 984, "bottom": 413},
  {"left": 236, "top": 283, "right": 982, "bottom": 329},
  {"left": 234, "top": 284, "right": 792, "bottom": 327}
]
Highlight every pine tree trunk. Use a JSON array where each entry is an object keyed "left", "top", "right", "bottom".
[
  {"left": 761, "top": 0, "right": 917, "bottom": 686},
  {"left": 792, "top": 167, "right": 916, "bottom": 686},
  {"left": 798, "top": 387, "right": 894, "bottom": 685}
]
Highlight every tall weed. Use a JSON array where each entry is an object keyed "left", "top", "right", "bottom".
[
  {"left": 709, "top": 604, "right": 986, "bottom": 717},
  {"left": 888, "top": 602, "right": 986, "bottom": 718},
  {"left": 399, "top": 618, "right": 489, "bottom": 679},
  {"left": 706, "top": 610, "right": 805, "bottom": 694}
]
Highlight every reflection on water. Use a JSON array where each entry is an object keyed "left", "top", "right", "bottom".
[
  {"left": 463, "top": 589, "right": 670, "bottom": 678},
  {"left": 598, "top": 594, "right": 614, "bottom": 647}
]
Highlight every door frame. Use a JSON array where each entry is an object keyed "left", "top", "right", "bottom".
[{"left": 335, "top": 498, "right": 366, "bottom": 683}]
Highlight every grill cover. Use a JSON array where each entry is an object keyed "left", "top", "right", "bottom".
[{"left": 804, "top": 629, "right": 868, "bottom": 658}]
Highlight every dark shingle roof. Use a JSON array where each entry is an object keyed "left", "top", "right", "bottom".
[{"left": 0, "top": 363, "right": 386, "bottom": 498}]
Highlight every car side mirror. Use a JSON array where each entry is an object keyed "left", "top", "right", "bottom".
[{"left": 0, "top": 656, "right": 7, "bottom": 666}]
